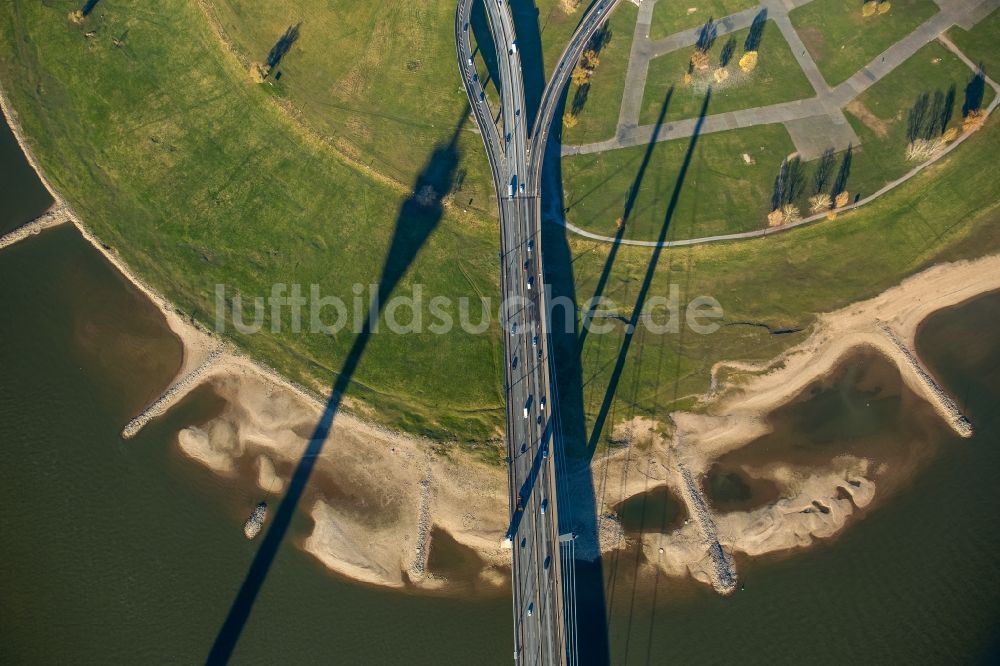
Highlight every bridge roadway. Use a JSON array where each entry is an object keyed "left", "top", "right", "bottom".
[{"left": 456, "top": 1, "right": 621, "bottom": 663}]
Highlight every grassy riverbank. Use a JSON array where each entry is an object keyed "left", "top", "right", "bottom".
[
  {"left": 0, "top": 0, "right": 503, "bottom": 441},
  {"left": 1, "top": 0, "right": 998, "bottom": 452},
  {"left": 559, "top": 116, "right": 1000, "bottom": 443}
]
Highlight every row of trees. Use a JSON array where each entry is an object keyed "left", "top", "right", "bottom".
[
  {"left": 769, "top": 146, "right": 853, "bottom": 224},
  {"left": 905, "top": 86, "right": 956, "bottom": 144},
  {"left": 904, "top": 69, "right": 988, "bottom": 160},
  {"left": 688, "top": 9, "right": 767, "bottom": 79},
  {"left": 566, "top": 22, "right": 613, "bottom": 126}
]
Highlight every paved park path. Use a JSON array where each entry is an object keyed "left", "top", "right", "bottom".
[
  {"left": 565, "top": 0, "right": 998, "bottom": 159},
  {"left": 549, "top": 0, "right": 1000, "bottom": 248}
]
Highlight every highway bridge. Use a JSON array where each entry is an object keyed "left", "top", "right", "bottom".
[{"left": 455, "top": 1, "right": 621, "bottom": 663}]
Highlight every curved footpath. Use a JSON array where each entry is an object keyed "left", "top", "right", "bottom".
[
  {"left": 554, "top": 79, "right": 997, "bottom": 249},
  {"left": 556, "top": 1, "right": 1000, "bottom": 248}
]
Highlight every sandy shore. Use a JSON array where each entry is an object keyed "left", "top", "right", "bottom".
[
  {"left": 574, "top": 254, "right": 1000, "bottom": 591},
  {"left": 5, "top": 75, "right": 999, "bottom": 595},
  {"left": 176, "top": 370, "right": 511, "bottom": 590},
  {"left": 2, "top": 77, "right": 511, "bottom": 591}
]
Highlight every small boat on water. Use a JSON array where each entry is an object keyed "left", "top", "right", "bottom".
[{"left": 243, "top": 501, "right": 268, "bottom": 540}]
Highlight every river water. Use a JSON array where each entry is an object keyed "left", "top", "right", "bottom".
[
  {"left": 2, "top": 110, "right": 998, "bottom": 663},
  {"left": 0, "top": 109, "right": 51, "bottom": 235}
]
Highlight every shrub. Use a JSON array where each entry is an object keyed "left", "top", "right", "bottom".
[
  {"left": 250, "top": 62, "right": 269, "bottom": 83},
  {"left": 862, "top": 1, "right": 878, "bottom": 17},
  {"left": 781, "top": 204, "right": 802, "bottom": 224},
  {"left": 905, "top": 138, "right": 942, "bottom": 160},
  {"left": 809, "top": 193, "right": 832, "bottom": 213},
  {"left": 739, "top": 51, "right": 758, "bottom": 73},
  {"left": 877, "top": 1, "right": 892, "bottom": 14},
  {"left": 690, "top": 49, "right": 711, "bottom": 71},
  {"left": 962, "top": 110, "right": 985, "bottom": 132}
]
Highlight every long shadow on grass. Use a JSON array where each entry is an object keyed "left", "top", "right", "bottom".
[
  {"left": 563, "top": 92, "right": 709, "bottom": 663},
  {"left": 206, "top": 113, "right": 465, "bottom": 664},
  {"left": 578, "top": 86, "right": 674, "bottom": 353},
  {"left": 584, "top": 90, "right": 711, "bottom": 455}
]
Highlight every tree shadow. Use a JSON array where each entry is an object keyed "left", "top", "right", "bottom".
[
  {"left": 266, "top": 23, "right": 301, "bottom": 70},
  {"left": 589, "top": 21, "right": 612, "bottom": 53},
  {"left": 81, "top": 0, "right": 101, "bottom": 17},
  {"left": 964, "top": 66, "right": 986, "bottom": 117},
  {"left": 696, "top": 18, "right": 717, "bottom": 52},
  {"left": 205, "top": 112, "right": 465, "bottom": 664},
  {"left": 719, "top": 37, "right": 736, "bottom": 68},
  {"left": 745, "top": 8, "right": 767, "bottom": 52},
  {"left": 571, "top": 82, "right": 591, "bottom": 115},
  {"left": 812, "top": 147, "right": 835, "bottom": 194},
  {"left": 830, "top": 143, "right": 852, "bottom": 200}
]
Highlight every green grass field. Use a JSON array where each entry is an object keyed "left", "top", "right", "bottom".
[
  {"left": 649, "top": 0, "right": 759, "bottom": 41},
  {"left": 844, "top": 41, "right": 995, "bottom": 204},
  {"left": 2, "top": 0, "right": 999, "bottom": 453},
  {"left": 562, "top": 3, "right": 637, "bottom": 144},
  {"left": 790, "top": 0, "right": 939, "bottom": 87},
  {"left": 639, "top": 20, "right": 815, "bottom": 124},
  {"left": 203, "top": 0, "right": 500, "bottom": 219},
  {"left": 947, "top": 7, "right": 1000, "bottom": 78},
  {"left": 561, "top": 124, "right": 796, "bottom": 240},
  {"left": 563, "top": 116, "right": 1000, "bottom": 446},
  {"left": 0, "top": 0, "right": 505, "bottom": 442}
]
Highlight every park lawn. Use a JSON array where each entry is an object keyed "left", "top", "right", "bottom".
[
  {"left": 203, "top": 0, "right": 499, "bottom": 220},
  {"left": 201, "top": 0, "right": 611, "bottom": 213},
  {"left": 789, "top": 0, "right": 939, "bottom": 87},
  {"left": 562, "top": 113, "right": 1000, "bottom": 449},
  {"left": 649, "top": 0, "right": 759, "bottom": 41},
  {"left": 561, "top": 124, "right": 797, "bottom": 242},
  {"left": 947, "top": 7, "right": 1000, "bottom": 78},
  {"left": 639, "top": 20, "right": 815, "bottom": 125},
  {"left": 562, "top": 3, "right": 638, "bottom": 144},
  {"left": 0, "top": 0, "right": 506, "bottom": 442},
  {"left": 843, "top": 41, "right": 995, "bottom": 204}
]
